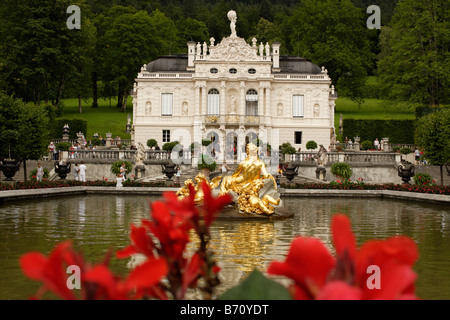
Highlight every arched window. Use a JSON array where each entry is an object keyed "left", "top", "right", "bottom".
[
  {"left": 245, "top": 89, "right": 258, "bottom": 116},
  {"left": 207, "top": 89, "right": 220, "bottom": 115}
]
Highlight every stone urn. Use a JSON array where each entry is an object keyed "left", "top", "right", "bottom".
[
  {"left": 284, "top": 164, "right": 299, "bottom": 182},
  {"left": 0, "top": 159, "right": 22, "bottom": 181},
  {"left": 161, "top": 162, "right": 177, "bottom": 181},
  {"left": 398, "top": 163, "right": 415, "bottom": 184},
  {"left": 55, "top": 161, "right": 71, "bottom": 180}
]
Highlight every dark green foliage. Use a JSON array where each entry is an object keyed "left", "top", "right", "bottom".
[
  {"left": 361, "top": 140, "right": 373, "bottom": 150},
  {"left": 0, "top": 93, "right": 50, "bottom": 160},
  {"left": 280, "top": 142, "right": 296, "bottom": 155},
  {"left": 147, "top": 139, "right": 158, "bottom": 148},
  {"left": 56, "top": 142, "right": 71, "bottom": 151},
  {"left": 0, "top": 0, "right": 398, "bottom": 109},
  {"left": 330, "top": 162, "right": 353, "bottom": 181},
  {"left": 306, "top": 140, "right": 318, "bottom": 150},
  {"left": 415, "top": 108, "right": 450, "bottom": 167},
  {"left": 343, "top": 119, "right": 415, "bottom": 144},
  {"left": 287, "top": 0, "right": 375, "bottom": 102},
  {"left": 413, "top": 173, "right": 434, "bottom": 186},
  {"left": 110, "top": 160, "right": 133, "bottom": 176},
  {"left": 415, "top": 106, "right": 450, "bottom": 118},
  {"left": 202, "top": 139, "right": 212, "bottom": 146},
  {"left": 50, "top": 119, "right": 88, "bottom": 140},
  {"left": 91, "top": 137, "right": 102, "bottom": 146},
  {"left": 378, "top": 0, "right": 449, "bottom": 106},
  {"left": 399, "top": 147, "right": 412, "bottom": 155},
  {"left": 162, "top": 141, "right": 179, "bottom": 151},
  {"left": 197, "top": 154, "right": 217, "bottom": 172},
  {"left": 29, "top": 168, "right": 50, "bottom": 180}
]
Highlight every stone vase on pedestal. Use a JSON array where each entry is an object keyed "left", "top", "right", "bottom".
[{"left": 0, "top": 159, "right": 22, "bottom": 181}]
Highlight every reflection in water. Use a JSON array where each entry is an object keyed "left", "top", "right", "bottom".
[
  {"left": 78, "top": 198, "right": 85, "bottom": 224},
  {"left": 0, "top": 195, "right": 448, "bottom": 300}
]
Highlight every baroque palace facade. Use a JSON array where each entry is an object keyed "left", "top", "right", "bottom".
[{"left": 131, "top": 10, "right": 337, "bottom": 162}]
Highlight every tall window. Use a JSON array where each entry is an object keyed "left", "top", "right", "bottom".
[
  {"left": 161, "top": 93, "right": 173, "bottom": 116},
  {"left": 163, "top": 130, "right": 170, "bottom": 143},
  {"left": 292, "top": 94, "right": 304, "bottom": 117},
  {"left": 207, "top": 89, "right": 220, "bottom": 115},
  {"left": 246, "top": 89, "right": 258, "bottom": 116},
  {"left": 295, "top": 131, "right": 302, "bottom": 144}
]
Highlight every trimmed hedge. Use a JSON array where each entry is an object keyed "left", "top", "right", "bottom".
[
  {"left": 50, "top": 119, "right": 88, "bottom": 140},
  {"left": 343, "top": 119, "right": 415, "bottom": 144}
]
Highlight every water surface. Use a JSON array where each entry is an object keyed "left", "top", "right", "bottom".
[{"left": 0, "top": 195, "right": 448, "bottom": 300}]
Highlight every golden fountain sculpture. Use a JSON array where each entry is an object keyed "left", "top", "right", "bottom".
[{"left": 176, "top": 143, "right": 281, "bottom": 216}]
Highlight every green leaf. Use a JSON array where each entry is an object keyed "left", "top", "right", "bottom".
[{"left": 218, "top": 269, "right": 292, "bottom": 300}]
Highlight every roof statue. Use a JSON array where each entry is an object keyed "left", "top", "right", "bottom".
[{"left": 228, "top": 10, "right": 237, "bottom": 37}]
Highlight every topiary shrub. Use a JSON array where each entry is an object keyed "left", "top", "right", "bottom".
[
  {"left": 162, "top": 141, "right": 179, "bottom": 152},
  {"left": 147, "top": 139, "right": 157, "bottom": 148},
  {"left": 306, "top": 140, "right": 318, "bottom": 150}
]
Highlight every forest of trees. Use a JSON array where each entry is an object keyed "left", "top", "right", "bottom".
[{"left": 0, "top": 0, "right": 448, "bottom": 112}]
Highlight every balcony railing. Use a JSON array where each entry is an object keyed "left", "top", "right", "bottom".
[{"left": 204, "top": 115, "right": 260, "bottom": 126}]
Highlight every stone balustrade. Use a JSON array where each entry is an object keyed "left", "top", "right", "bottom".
[
  {"left": 66, "top": 149, "right": 191, "bottom": 164},
  {"left": 52, "top": 148, "right": 401, "bottom": 166},
  {"left": 289, "top": 151, "right": 400, "bottom": 165}
]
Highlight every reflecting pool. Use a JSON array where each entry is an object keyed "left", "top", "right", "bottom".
[{"left": 0, "top": 195, "right": 449, "bottom": 300}]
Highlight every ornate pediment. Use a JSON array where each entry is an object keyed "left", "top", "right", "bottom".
[{"left": 208, "top": 36, "right": 259, "bottom": 62}]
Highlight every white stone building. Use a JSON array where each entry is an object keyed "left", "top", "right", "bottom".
[{"left": 131, "top": 11, "right": 337, "bottom": 163}]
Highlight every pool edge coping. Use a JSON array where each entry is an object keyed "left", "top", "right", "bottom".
[{"left": 1, "top": 186, "right": 449, "bottom": 205}]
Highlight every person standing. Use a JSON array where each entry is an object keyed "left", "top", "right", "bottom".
[
  {"left": 36, "top": 163, "right": 44, "bottom": 182},
  {"left": 48, "top": 142, "right": 55, "bottom": 160},
  {"left": 78, "top": 162, "right": 87, "bottom": 182},
  {"left": 120, "top": 162, "right": 127, "bottom": 180},
  {"left": 415, "top": 149, "right": 420, "bottom": 165},
  {"left": 175, "top": 166, "right": 181, "bottom": 185},
  {"left": 74, "top": 163, "right": 79, "bottom": 181},
  {"left": 374, "top": 138, "right": 380, "bottom": 150}
]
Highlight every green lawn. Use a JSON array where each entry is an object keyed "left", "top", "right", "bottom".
[
  {"left": 59, "top": 97, "right": 134, "bottom": 139},
  {"left": 334, "top": 97, "right": 415, "bottom": 133}
]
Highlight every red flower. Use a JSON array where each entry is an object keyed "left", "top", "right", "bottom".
[
  {"left": 117, "top": 183, "right": 231, "bottom": 300},
  {"left": 20, "top": 241, "right": 168, "bottom": 300},
  {"left": 267, "top": 214, "right": 419, "bottom": 300},
  {"left": 20, "top": 241, "right": 78, "bottom": 300}
]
